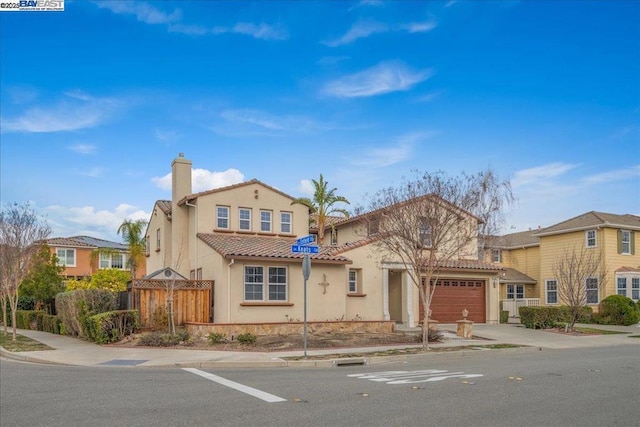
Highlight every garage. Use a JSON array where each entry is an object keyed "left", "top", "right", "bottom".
[{"left": 420, "top": 279, "right": 486, "bottom": 323}]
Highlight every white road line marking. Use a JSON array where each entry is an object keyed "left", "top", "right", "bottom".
[{"left": 182, "top": 368, "right": 287, "bottom": 403}]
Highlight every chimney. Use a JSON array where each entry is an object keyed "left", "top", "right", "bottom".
[
  {"left": 170, "top": 153, "right": 192, "bottom": 274},
  {"left": 172, "top": 152, "right": 192, "bottom": 203}
]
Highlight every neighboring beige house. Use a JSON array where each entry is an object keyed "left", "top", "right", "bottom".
[
  {"left": 145, "top": 153, "right": 504, "bottom": 327},
  {"left": 44, "top": 235, "right": 144, "bottom": 280},
  {"left": 484, "top": 212, "right": 640, "bottom": 316}
]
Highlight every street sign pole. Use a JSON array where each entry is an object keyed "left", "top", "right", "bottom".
[{"left": 302, "top": 254, "right": 311, "bottom": 358}]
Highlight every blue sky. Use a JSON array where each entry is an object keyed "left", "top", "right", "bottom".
[{"left": 1, "top": 0, "right": 638, "bottom": 242}]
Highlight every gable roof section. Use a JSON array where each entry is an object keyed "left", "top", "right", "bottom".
[
  {"left": 487, "top": 230, "right": 540, "bottom": 249},
  {"left": 198, "top": 232, "right": 352, "bottom": 264},
  {"left": 500, "top": 267, "right": 537, "bottom": 284},
  {"left": 156, "top": 200, "right": 172, "bottom": 216},
  {"left": 430, "top": 259, "right": 504, "bottom": 272},
  {"left": 178, "top": 179, "right": 296, "bottom": 206},
  {"left": 534, "top": 211, "right": 640, "bottom": 237},
  {"left": 44, "top": 235, "right": 127, "bottom": 250}
]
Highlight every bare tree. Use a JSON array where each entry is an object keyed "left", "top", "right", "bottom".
[
  {"left": 552, "top": 246, "right": 606, "bottom": 331},
  {"left": 0, "top": 203, "right": 51, "bottom": 340},
  {"left": 364, "top": 169, "right": 513, "bottom": 350},
  {"left": 165, "top": 243, "right": 185, "bottom": 335}
]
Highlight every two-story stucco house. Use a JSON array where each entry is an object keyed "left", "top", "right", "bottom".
[
  {"left": 485, "top": 212, "right": 640, "bottom": 316},
  {"left": 144, "top": 153, "right": 504, "bottom": 327},
  {"left": 44, "top": 235, "right": 144, "bottom": 280}
]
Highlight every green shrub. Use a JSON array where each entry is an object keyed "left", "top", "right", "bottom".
[
  {"left": 55, "top": 289, "right": 116, "bottom": 338},
  {"left": 236, "top": 332, "right": 256, "bottom": 344},
  {"left": 41, "top": 314, "right": 62, "bottom": 334},
  {"left": 85, "top": 310, "right": 139, "bottom": 344},
  {"left": 14, "top": 310, "right": 44, "bottom": 329},
  {"left": 519, "top": 307, "right": 560, "bottom": 329},
  {"left": 598, "top": 295, "right": 640, "bottom": 326},
  {"left": 136, "top": 330, "right": 191, "bottom": 347},
  {"left": 500, "top": 311, "right": 509, "bottom": 324},
  {"left": 208, "top": 332, "right": 227, "bottom": 344}
]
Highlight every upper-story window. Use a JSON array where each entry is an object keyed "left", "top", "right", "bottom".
[
  {"left": 145, "top": 236, "right": 150, "bottom": 256},
  {"left": 492, "top": 249, "right": 502, "bottom": 263},
  {"left": 217, "top": 206, "right": 229, "bottom": 229},
  {"left": 368, "top": 217, "right": 379, "bottom": 236},
  {"left": 260, "top": 210, "right": 272, "bottom": 232},
  {"left": 239, "top": 208, "right": 252, "bottom": 231},
  {"left": 280, "top": 212, "right": 292, "bottom": 234},
  {"left": 620, "top": 230, "right": 631, "bottom": 254},
  {"left": 156, "top": 229, "right": 161, "bottom": 250},
  {"left": 585, "top": 230, "right": 597, "bottom": 248},
  {"left": 56, "top": 248, "right": 76, "bottom": 267},
  {"left": 331, "top": 228, "right": 338, "bottom": 245},
  {"left": 100, "top": 253, "right": 126, "bottom": 270},
  {"left": 419, "top": 218, "right": 432, "bottom": 248}
]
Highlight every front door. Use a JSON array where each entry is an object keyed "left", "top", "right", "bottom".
[{"left": 506, "top": 284, "right": 524, "bottom": 300}]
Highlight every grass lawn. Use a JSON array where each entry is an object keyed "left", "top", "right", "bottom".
[
  {"left": 573, "top": 327, "right": 628, "bottom": 335},
  {"left": 0, "top": 332, "right": 52, "bottom": 352}
]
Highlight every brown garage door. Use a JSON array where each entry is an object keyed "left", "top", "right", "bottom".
[{"left": 420, "top": 279, "right": 486, "bottom": 323}]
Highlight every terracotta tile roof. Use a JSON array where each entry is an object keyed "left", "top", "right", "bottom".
[
  {"left": 178, "top": 179, "right": 296, "bottom": 205},
  {"left": 500, "top": 267, "right": 537, "bottom": 284},
  {"left": 44, "top": 235, "right": 126, "bottom": 250},
  {"left": 156, "top": 200, "right": 172, "bottom": 216},
  {"left": 309, "top": 214, "right": 352, "bottom": 231},
  {"left": 197, "top": 233, "right": 352, "bottom": 264},
  {"left": 429, "top": 259, "right": 505, "bottom": 272},
  {"left": 534, "top": 211, "right": 640, "bottom": 236}
]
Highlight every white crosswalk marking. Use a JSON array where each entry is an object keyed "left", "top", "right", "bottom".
[
  {"left": 349, "top": 370, "right": 483, "bottom": 385},
  {"left": 183, "top": 368, "right": 286, "bottom": 403}
]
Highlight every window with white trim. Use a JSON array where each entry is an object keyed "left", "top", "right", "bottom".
[
  {"left": 145, "top": 236, "right": 150, "bottom": 256},
  {"left": 56, "top": 248, "right": 76, "bottom": 267},
  {"left": 492, "top": 249, "right": 502, "bottom": 263},
  {"left": 545, "top": 280, "right": 558, "bottom": 304},
  {"left": 585, "top": 230, "right": 597, "bottom": 248},
  {"left": 585, "top": 278, "right": 599, "bottom": 304},
  {"left": 268, "top": 267, "right": 287, "bottom": 301},
  {"left": 419, "top": 217, "right": 432, "bottom": 248},
  {"left": 244, "top": 266, "right": 288, "bottom": 301},
  {"left": 348, "top": 270, "right": 357, "bottom": 293},
  {"left": 280, "top": 212, "right": 292, "bottom": 234},
  {"left": 217, "top": 206, "right": 229, "bottom": 229},
  {"left": 616, "top": 273, "right": 640, "bottom": 301},
  {"left": 617, "top": 277, "right": 627, "bottom": 297},
  {"left": 156, "top": 229, "right": 161, "bottom": 250},
  {"left": 620, "top": 230, "right": 631, "bottom": 254},
  {"left": 239, "top": 208, "right": 251, "bottom": 231},
  {"left": 506, "top": 284, "right": 524, "bottom": 299},
  {"left": 331, "top": 228, "right": 338, "bottom": 246},
  {"left": 260, "top": 210, "right": 272, "bottom": 232},
  {"left": 368, "top": 217, "right": 379, "bottom": 236},
  {"left": 99, "top": 253, "right": 127, "bottom": 270}
]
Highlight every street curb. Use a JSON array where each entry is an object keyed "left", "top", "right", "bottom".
[{"left": 0, "top": 346, "right": 70, "bottom": 366}]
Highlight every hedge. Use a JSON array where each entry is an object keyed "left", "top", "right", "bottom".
[
  {"left": 85, "top": 310, "right": 139, "bottom": 344},
  {"left": 597, "top": 295, "right": 640, "bottom": 326},
  {"left": 519, "top": 306, "right": 593, "bottom": 329},
  {"left": 4, "top": 310, "right": 62, "bottom": 334},
  {"left": 55, "top": 289, "right": 116, "bottom": 338}
]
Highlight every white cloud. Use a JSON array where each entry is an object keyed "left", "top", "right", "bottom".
[
  {"left": 76, "top": 167, "right": 106, "bottom": 178},
  {"left": 96, "top": 1, "right": 287, "bottom": 40},
  {"left": 68, "top": 144, "right": 97, "bottom": 155},
  {"left": 298, "top": 179, "right": 314, "bottom": 196},
  {"left": 218, "top": 109, "right": 331, "bottom": 135},
  {"left": 512, "top": 162, "right": 579, "bottom": 188},
  {"left": 95, "top": 1, "right": 181, "bottom": 25},
  {"left": 583, "top": 165, "right": 640, "bottom": 185},
  {"left": 352, "top": 139, "right": 416, "bottom": 168},
  {"left": 322, "top": 61, "right": 433, "bottom": 98},
  {"left": 1, "top": 92, "right": 120, "bottom": 133},
  {"left": 45, "top": 203, "right": 150, "bottom": 241},
  {"left": 220, "top": 109, "right": 285, "bottom": 131},
  {"left": 151, "top": 168, "right": 245, "bottom": 193},
  {"left": 323, "top": 21, "right": 388, "bottom": 47},
  {"left": 401, "top": 21, "right": 437, "bottom": 33}
]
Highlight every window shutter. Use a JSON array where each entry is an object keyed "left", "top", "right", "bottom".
[
  {"left": 632, "top": 232, "right": 636, "bottom": 255},
  {"left": 617, "top": 229, "right": 622, "bottom": 254}
]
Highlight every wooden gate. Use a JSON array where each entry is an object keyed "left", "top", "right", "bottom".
[{"left": 131, "top": 279, "right": 214, "bottom": 328}]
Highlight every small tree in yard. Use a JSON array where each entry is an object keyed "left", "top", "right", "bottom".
[
  {"left": 552, "top": 246, "right": 606, "bottom": 331},
  {"left": 20, "top": 244, "right": 64, "bottom": 313},
  {"left": 363, "top": 169, "right": 513, "bottom": 350},
  {"left": 0, "top": 203, "right": 51, "bottom": 340}
]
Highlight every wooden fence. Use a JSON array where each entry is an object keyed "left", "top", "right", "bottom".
[{"left": 131, "top": 279, "right": 214, "bottom": 329}]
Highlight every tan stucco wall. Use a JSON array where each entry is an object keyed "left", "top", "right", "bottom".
[{"left": 145, "top": 205, "right": 172, "bottom": 275}]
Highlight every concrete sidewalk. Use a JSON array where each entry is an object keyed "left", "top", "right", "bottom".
[{"left": 1, "top": 323, "right": 638, "bottom": 368}]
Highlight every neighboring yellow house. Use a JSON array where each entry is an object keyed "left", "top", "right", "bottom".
[
  {"left": 485, "top": 212, "right": 640, "bottom": 316},
  {"left": 44, "top": 235, "right": 144, "bottom": 280},
  {"left": 144, "top": 153, "right": 503, "bottom": 327}
]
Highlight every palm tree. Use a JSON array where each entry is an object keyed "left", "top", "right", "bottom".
[
  {"left": 117, "top": 219, "right": 147, "bottom": 279},
  {"left": 292, "top": 174, "right": 350, "bottom": 245}
]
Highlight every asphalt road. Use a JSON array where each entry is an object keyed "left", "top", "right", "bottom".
[{"left": 2, "top": 346, "right": 638, "bottom": 427}]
